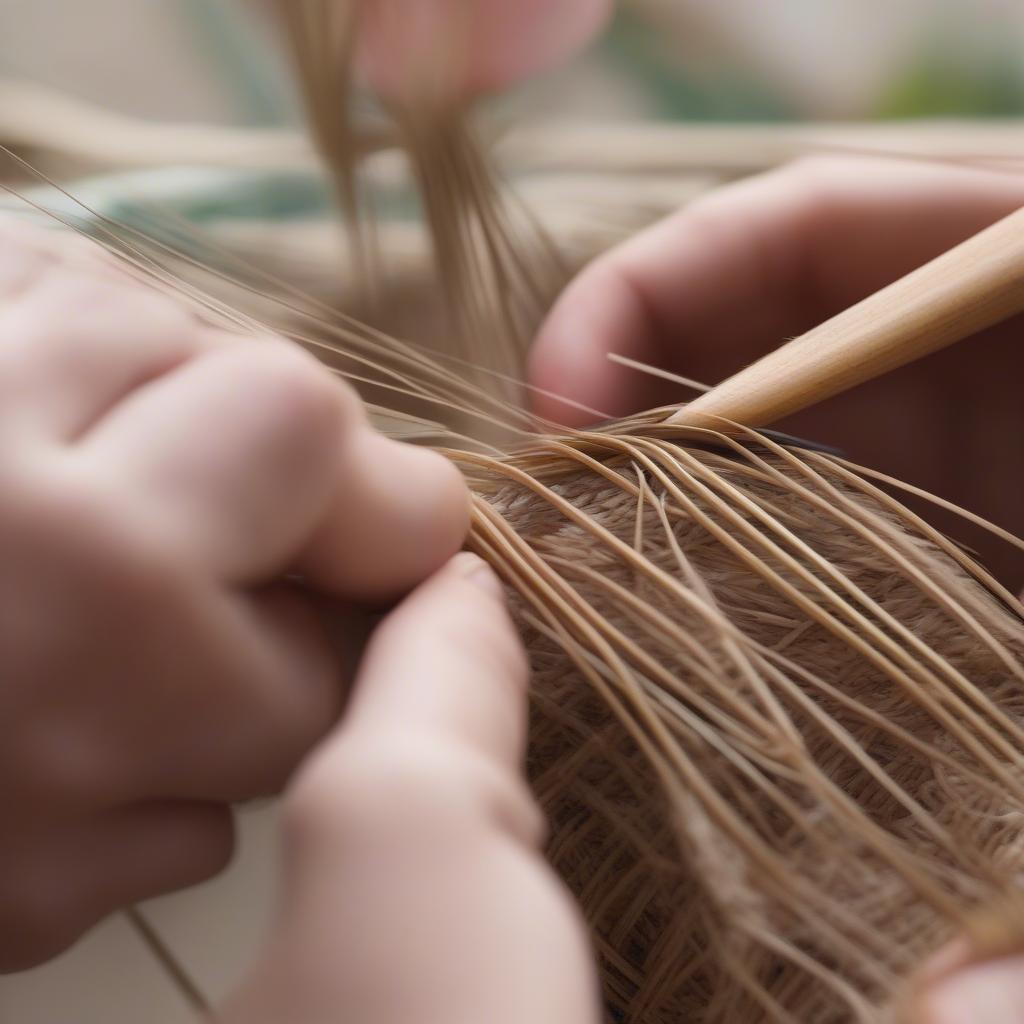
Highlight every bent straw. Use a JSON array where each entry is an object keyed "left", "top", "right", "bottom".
[{"left": 670, "top": 203, "right": 1024, "bottom": 429}]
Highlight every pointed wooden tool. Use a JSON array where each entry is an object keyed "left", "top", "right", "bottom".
[{"left": 668, "top": 204, "right": 1024, "bottom": 429}]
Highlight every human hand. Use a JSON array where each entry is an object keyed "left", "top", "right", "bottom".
[
  {"left": 530, "top": 157, "right": 1024, "bottom": 584},
  {"left": 258, "top": 0, "right": 612, "bottom": 105},
  {"left": 0, "top": 218, "right": 467, "bottom": 970},
  {"left": 907, "top": 940, "right": 1024, "bottom": 1023},
  {"left": 352, "top": 0, "right": 614, "bottom": 104},
  {"left": 217, "top": 552, "right": 600, "bottom": 1024}
]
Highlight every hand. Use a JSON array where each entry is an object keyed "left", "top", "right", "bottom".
[
  {"left": 217, "top": 553, "right": 601, "bottom": 1024},
  {"left": 0, "top": 218, "right": 468, "bottom": 970},
  {"left": 530, "top": 156, "right": 1024, "bottom": 585},
  {"left": 352, "top": 0, "right": 613, "bottom": 102},
  {"left": 258, "top": 0, "right": 612, "bottom": 105},
  {"left": 910, "top": 943, "right": 1024, "bottom": 1023}
]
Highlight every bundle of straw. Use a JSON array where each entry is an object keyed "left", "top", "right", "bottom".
[
  {"left": 170, "top": 215, "right": 1023, "bottom": 1018},
  {"left": 464, "top": 424, "right": 1024, "bottom": 1020},
  {"left": 9, "top": 4, "right": 1024, "bottom": 1016},
  {"left": 269, "top": 3, "right": 1024, "bottom": 1018}
]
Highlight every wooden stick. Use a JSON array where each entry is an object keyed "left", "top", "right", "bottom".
[{"left": 669, "top": 205, "right": 1024, "bottom": 429}]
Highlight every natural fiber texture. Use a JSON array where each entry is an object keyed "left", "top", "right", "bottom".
[
  {"left": 266, "top": 4, "right": 1024, "bottom": 1019},
  {"left": 275, "top": 0, "right": 558, "bottom": 404},
  {"left": 101, "top": 165, "right": 1024, "bottom": 1017},
  {"left": 73, "top": 196, "right": 1024, "bottom": 1017},
  {"left": 457, "top": 423, "right": 1024, "bottom": 1021},
  {"left": 11, "top": 9, "right": 1024, "bottom": 1017}
]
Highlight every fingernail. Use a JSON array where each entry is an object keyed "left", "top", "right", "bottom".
[
  {"left": 453, "top": 552, "right": 507, "bottom": 601},
  {"left": 922, "top": 959, "right": 1024, "bottom": 1024}
]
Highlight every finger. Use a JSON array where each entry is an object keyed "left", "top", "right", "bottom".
[
  {"left": 0, "top": 264, "right": 215, "bottom": 441},
  {"left": 77, "top": 574, "right": 346, "bottom": 805},
  {"left": 0, "top": 217, "right": 124, "bottom": 294},
  {"left": 0, "top": 802, "right": 233, "bottom": 970},
  {"left": 79, "top": 341, "right": 353, "bottom": 583},
  {"left": 91, "top": 800, "right": 236, "bottom": 901},
  {"left": 0, "top": 218, "right": 53, "bottom": 295},
  {"left": 249, "top": 557, "right": 591, "bottom": 1024},
  {"left": 297, "top": 430, "right": 470, "bottom": 603},
  {"left": 139, "top": 583, "right": 346, "bottom": 803},
  {"left": 530, "top": 156, "right": 1024, "bottom": 425},
  {"left": 286, "top": 553, "right": 536, "bottom": 842},
  {"left": 80, "top": 337, "right": 468, "bottom": 597},
  {"left": 345, "top": 552, "right": 530, "bottom": 774},
  {"left": 915, "top": 957, "right": 1024, "bottom": 1024}
]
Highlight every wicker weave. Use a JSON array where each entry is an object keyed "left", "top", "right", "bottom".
[{"left": 8, "top": 7, "right": 1024, "bottom": 1013}]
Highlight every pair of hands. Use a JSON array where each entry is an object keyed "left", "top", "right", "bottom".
[
  {"left": 0, "top": 218, "right": 596, "bottom": 1023},
  {"left": 2, "top": 155, "right": 1023, "bottom": 1023}
]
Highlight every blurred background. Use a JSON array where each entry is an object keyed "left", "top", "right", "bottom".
[{"left": 4, "top": 0, "right": 1024, "bottom": 127}]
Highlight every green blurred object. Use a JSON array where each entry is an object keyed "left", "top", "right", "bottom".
[
  {"left": 876, "top": 30, "right": 1024, "bottom": 118},
  {"left": 601, "top": 8, "right": 793, "bottom": 121}
]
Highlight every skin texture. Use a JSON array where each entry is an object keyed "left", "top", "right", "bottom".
[
  {"left": 918, "top": 958, "right": 1024, "bottom": 1024},
  {"left": 0, "top": 216, "right": 595, "bottom": 1024},
  {"left": 530, "top": 155, "right": 1024, "bottom": 1021},
  {"left": 0, "top": 217, "right": 468, "bottom": 970}
]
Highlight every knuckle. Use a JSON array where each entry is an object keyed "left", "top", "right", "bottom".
[
  {"left": 30, "top": 275, "right": 122, "bottom": 323},
  {"left": 284, "top": 736, "right": 541, "bottom": 857},
  {"left": 235, "top": 343, "right": 355, "bottom": 441},
  {"left": 16, "top": 272, "right": 175, "bottom": 333},
  {"left": 0, "top": 230, "right": 47, "bottom": 301},
  {"left": 284, "top": 740, "right": 475, "bottom": 844},
  {"left": 17, "top": 725, "right": 120, "bottom": 809},
  {"left": 474, "top": 613, "right": 528, "bottom": 686},
  {"left": 283, "top": 748, "right": 388, "bottom": 843},
  {"left": 782, "top": 153, "right": 851, "bottom": 182},
  {"left": 491, "top": 608, "right": 531, "bottom": 682},
  {"left": 777, "top": 155, "right": 866, "bottom": 222},
  {"left": 675, "top": 189, "right": 741, "bottom": 247},
  {"left": 0, "top": 269, "right": 197, "bottom": 383},
  {"left": 37, "top": 470, "right": 187, "bottom": 589}
]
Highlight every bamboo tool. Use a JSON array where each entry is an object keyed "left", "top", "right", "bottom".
[{"left": 670, "top": 203, "right": 1024, "bottom": 429}]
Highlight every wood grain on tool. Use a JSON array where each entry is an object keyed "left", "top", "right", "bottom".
[{"left": 669, "top": 204, "right": 1024, "bottom": 429}]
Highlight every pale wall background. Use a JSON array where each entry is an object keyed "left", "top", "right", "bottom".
[{"left": 4, "top": 0, "right": 1024, "bottom": 126}]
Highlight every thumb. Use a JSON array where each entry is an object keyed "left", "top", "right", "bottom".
[
  {"left": 221, "top": 554, "right": 595, "bottom": 1024},
  {"left": 914, "top": 957, "right": 1024, "bottom": 1024},
  {"left": 286, "top": 551, "right": 539, "bottom": 852},
  {"left": 344, "top": 550, "right": 531, "bottom": 776}
]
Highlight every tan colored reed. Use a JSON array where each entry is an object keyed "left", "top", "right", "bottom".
[
  {"left": 74, "top": 184, "right": 1024, "bottom": 1019},
  {"left": 251, "top": 4, "right": 1024, "bottom": 1018},
  {"left": 10, "top": 5, "right": 1024, "bottom": 1016}
]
